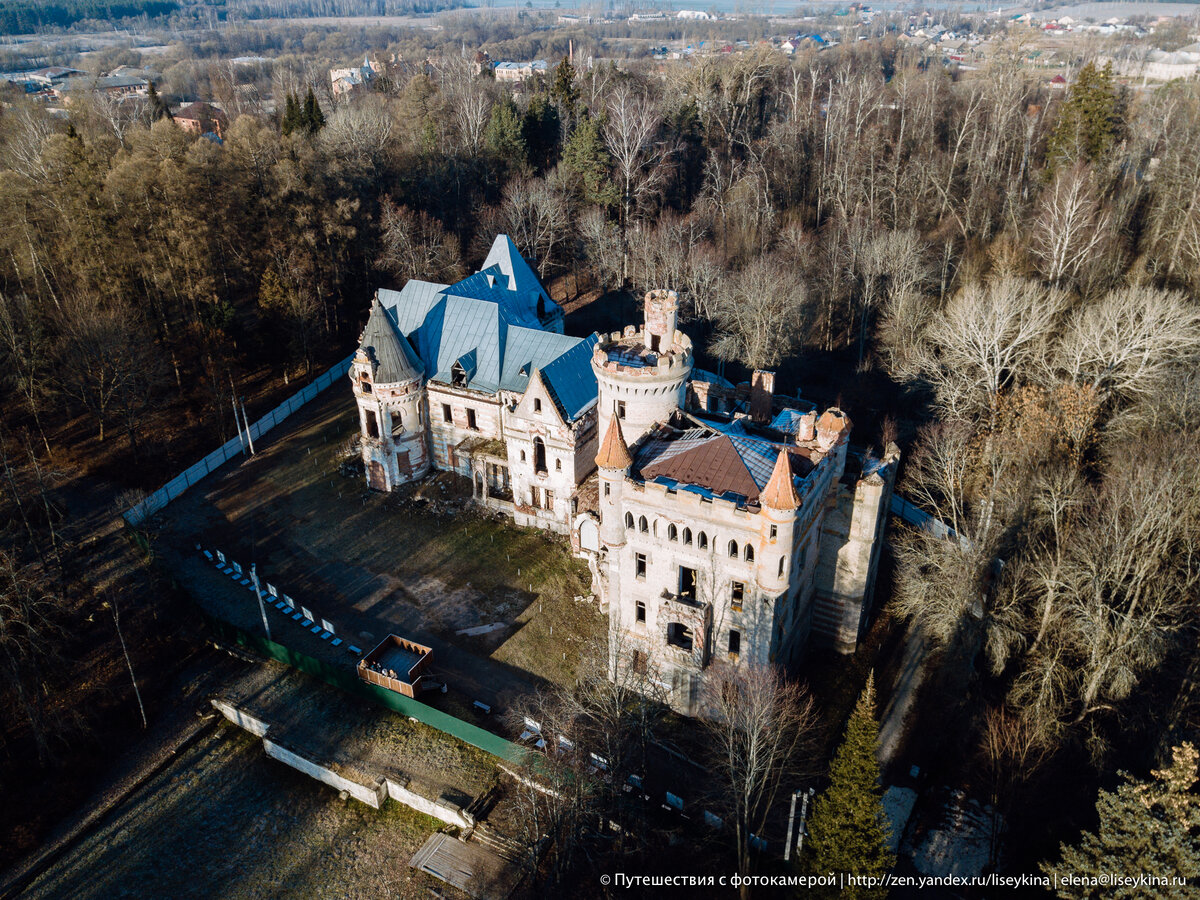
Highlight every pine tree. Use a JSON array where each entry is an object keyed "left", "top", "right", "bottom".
[
  {"left": 1042, "top": 743, "right": 1199, "bottom": 900},
  {"left": 561, "top": 111, "right": 618, "bottom": 209},
  {"left": 1047, "top": 62, "right": 1122, "bottom": 166},
  {"left": 484, "top": 96, "right": 527, "bottom": 170},
  {"left": 281, "top": 93, "right": 301, "bottom": 136},
  {"left": 302, "top": 88, "right": 326, "bottom": 134},
  {"left": 805, "top": 673, "right": 894, "bottom": 900}
]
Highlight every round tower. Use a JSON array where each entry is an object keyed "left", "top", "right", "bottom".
[
  {"left": 595, "top": 416, "right": 632, "bottom": 549},
  {"left": 591, "top": 289, "right": 692, "bottom": 449},
  {"left": 757, "top": 448, "right": 802, "bottom": 596},
  {"left": 350, "top": 295, "right": 428, "bottom": 491}
]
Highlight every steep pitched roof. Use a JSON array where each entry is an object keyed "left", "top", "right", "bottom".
[
  {"left": 358, "top": 295, "right": 423, "bottom": 383},
  {"left": 760, "top": 449, "right": 801, "bottom": 510},
  {"left": 596, "top": 416, "right": 633, "bottom": 470}
]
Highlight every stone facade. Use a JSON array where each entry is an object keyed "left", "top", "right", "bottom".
[{"left": 581, "top": 294, "right": 900, "bottom": 717}]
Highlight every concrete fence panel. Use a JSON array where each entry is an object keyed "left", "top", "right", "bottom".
[
  {"left": 123, "top": 354, "right": 354, "bottom": 527},
  {"left": 264, "top": 738, "right": 386, "bottom": 809}
]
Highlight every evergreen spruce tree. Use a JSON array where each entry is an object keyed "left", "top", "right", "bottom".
[
  {"left": 302, "top": 87, "right": 326, "bottom": 134},
  {"left": 561, "top": 111, "right": 618, "bottom": 209},
  {"left": 147, "top": 81, "right": 172, "bottom": 122},
  {"left": 805, "top": 673, "right": 894, "bottom": 900},
  {"left": 1042, "top": 743, "right": 1199, "bottom": 900},
  {"left": 281, "top": 93, "right": 301, "bottom": 136},
  {"left": 522, "top": 94, "right": 561, "bottom": 173},
  {"left": 550, "top": 56, "right": 579, "bottom": 119},
  {"left": 483, "top": 96, "right": 528, "bottom": 170},
  {"left": 1047, "top": 61, "right": 1122, "bottom": 166}
]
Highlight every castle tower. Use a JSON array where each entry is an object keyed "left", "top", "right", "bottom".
[
  {"left": 758, "top": 449, "right": 800, "bottom": 598},
  {"left": 595, "top": 415, "right": 632, "bottom": 549},
  {"left": 591, "top": 289, "right": 692, "bottom": 448},
  {"left": 350, "top": 294, "right": 428, "bottom": 491}
]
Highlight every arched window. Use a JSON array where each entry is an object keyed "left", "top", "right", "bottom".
[
  {"left": 555, "top": 459, "right": 562, "bottom": 471},
  {"left": 625, "top": 512, "right": 634, "bottom": 529},
  {"left": 534, "top": 437, "right": 547, "bottom": 474},
  {"left": 744, "top": 545, "right": 755, "bottom": 563},
  {"left": 728, "top": 540, "right": 738, "bottom": 558},
  {"left": 639, "top": 516, "right": 649, "bottom": 533},
  {"left": 698, "top": 531, "right": 708, "bottom": 550},
  {"left": 778, "top": 556, "right": 786, "bottom": 578},
  {"left": 520, "top": 450, "right": 527, "bottom": 462},
  {"left": 668, "top": 524, "right": 678, "bottom": 542},
  {"left": 683, "top": 527, "right": 693, "bottom": 545}
]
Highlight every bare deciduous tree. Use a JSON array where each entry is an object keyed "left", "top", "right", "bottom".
[
  {"left": 709, "top": 255, "right": 812, "bottom": 370},
  {"left": 701, "top": 661, "right": 817, "bottom": 897}
]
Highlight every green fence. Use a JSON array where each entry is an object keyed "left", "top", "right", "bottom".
[{"left": 201, "top": 613, "right": 530, "bottom": 766}]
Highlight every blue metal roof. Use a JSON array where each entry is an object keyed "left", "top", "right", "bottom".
[
  {"left": 372, "top": 241, "right": 595, "bottom": 415},
  {"left": 539, "top": 334, "right": 600, "bottom": 422}
]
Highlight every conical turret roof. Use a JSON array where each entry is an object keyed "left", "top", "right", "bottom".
[
  {"left": 595, "top": 415, "right": 633, "bottom": 470},
  {"left": 760, "top": 449, "right": 801, "bottom": 511},
  {"left": 358, "top": 295, "right": 423, "bottom": 383}
]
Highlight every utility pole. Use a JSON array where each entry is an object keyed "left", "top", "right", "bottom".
[
  {"left": 796, "top": 787, "right": 816, "bottom": 858},
  {"left": 785, "top": 788, "right": 801, "bottom": 861},
  {"left": 251, "top": 564, "right": 271, "bottom": 643},
  {"left": 241, "top": 399, "right": 255, "bottom": 455}
]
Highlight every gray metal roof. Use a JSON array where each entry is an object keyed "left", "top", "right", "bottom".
[
  {"left": 359, "top": 295, "right": 423, "bottom": 383},
  {"left": 374, "top": 239, "right": 596, "bottom": 416}
]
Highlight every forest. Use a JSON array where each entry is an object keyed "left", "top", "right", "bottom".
[{"left": 0, "top": 29, "right": 1198, "bottom": 885}]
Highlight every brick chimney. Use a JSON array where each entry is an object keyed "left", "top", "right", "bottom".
[{"left": 750, "top": 370, "right": 775, "bottom": 423}]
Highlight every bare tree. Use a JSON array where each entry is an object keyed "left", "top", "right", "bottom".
[
  {"left": 497, "top": 177, "right": 571, "bottom": 281},
  {"left": 709, "top": 254, "right": 813, "bottom": 370},
  {"left": 376, "top": 201, "right": 464, "bottom": 286},
  {"left": 700, "top": 661, "right": 817, "bottom": 897},
  {"left": 1053, "top": 284, "right": 1200, "bottom": 408},
  {"left": 604, "top": 85, "right": 669, "bottom": 231},
  {"left": 1028, "top": 164, "right": 1117, "bottom": 292}
]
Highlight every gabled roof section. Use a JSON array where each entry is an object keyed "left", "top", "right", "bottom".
[
  {"left": 539, "top": 333, "right": 600, "bottom": 422},
  {"left": 596, "top": 416, "right": 633, "bottom": 470},
  {"left": 761, "top": 450, "right": 801, "bottom": 510},
  {"left": 358, "top": 294, "right": 423, "bottom": 383}
]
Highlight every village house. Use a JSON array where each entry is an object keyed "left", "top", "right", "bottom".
[
  {"left": 493, "top": 60, "right": 548, "bottom": 82},
  {"left": 350, "top": 245, "right": 898, "bottom": 716},
  {"left": 174, "top": 102, "right": 228, "bottom": 139}
]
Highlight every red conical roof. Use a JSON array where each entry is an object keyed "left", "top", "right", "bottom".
[
  {"left": 760, "top": 449, "right": 801, "bottom": 511},
  {"left": 595, "top": 415, "right": 633, "bottom": 470}
]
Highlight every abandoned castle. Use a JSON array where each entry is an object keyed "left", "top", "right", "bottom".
[{"left": 350, "top": 235, "right": 899, "bottom": 715}]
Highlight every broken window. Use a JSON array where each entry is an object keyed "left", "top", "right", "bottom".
[
  {"left": 467, "top": 408, "right": 478, "bottom": 431},
  {"left": 543, "top": 489, "right": 554, "bottom": 510},
  {"left": 625, "top": 512, "right": 634, "bottom": 529},
  {"left": 635, "top": 553, "right": 647, "bottom": 580},
  {"left": 636, "top": 600, "right": 646, "bottom": 623},
  {"left": 650, "top": 333, "right": 660, "bottom": 353},
  {"left": 534, "top": 397, "right": 542, "bottom": 413},
  {"left": 639, "top": 516, "right": 648, "bottom": 533},
  {"left": 556, "top": 459, "right": 562, "bottom": 471},
  {"left": 452, "top": 361, "right": 467, "bottom": 387},
  {"left": 632, "top": 649, "right": 647, "bottom": 674},
  {"left": 745, "top": 544, "right": 755, "bottom": 563},
  {"left": 604, "top": 482, "right": 610, "bottom": 497},
  {"left": 728, "top": 540, "right": 738, "bottom": 558},
  {"left": 728, "top": 630, "right": 741, "bottom": 656},
  {"left": 731, "top": 581, "right": 744, "bottom": 611},
  {"left": 683, "top": 527, "right": 692, "bottom": 545},
  {"left": 360, "top": 373, "right": 372, "bottom": 393},
  {"left": 678, "top": 566, "right": 697, "bottom": 601},
  {"left": 617, "top": 401, "right": 626, "bottom": 419},
  {"left": 769, "top": 524, "right": 777, "bottom": 541},
  {"left": 778, "top": 556, "right": 786, "bottom": 578},
  {"left": 667, "top": 524, "right": 678, "bottom": 542},
  {"left": 365, "top": 409, "right": 379, "bottom": 439},
  {"left": 698, "top": 531, "right": 708, "bottom": 550},
  {"left": 534, "top": 437, "right": 547, "bottom": 474},
  {"left": 666, "top": 622, "right": 693, "bottom": 651},
  {"left": 442, "top": 403, "right": 452, "bottom": 423}
]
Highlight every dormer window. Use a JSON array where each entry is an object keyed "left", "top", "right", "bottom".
[{"left": 452, "top": 361, "right": 467, "bottom": 387}]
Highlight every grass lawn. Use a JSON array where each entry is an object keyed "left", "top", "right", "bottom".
[{"left": 158, "top": 384, "right": 605, "bottom": 691}]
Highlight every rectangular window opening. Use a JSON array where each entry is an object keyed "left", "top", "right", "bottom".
[
  {"left": 635, "top": 553, "right": 647, "bottom": 580},
  {"left": 678, "top": 566, "right": 697, "bottom": 601},
  {"left": 636, "top": 600, "right": 646, "bottom": 623},
  {"left": 466, "top": 408, "right": 478, "bottom": 431},
  {"left": 728, "top": 630, "right": 741, "bottom": 656},
  {"left": 441, "top": 403, "right": 452, "bottom": 423},
  {"left": 731, "top": 581, "right": 744, "bottom": 611}
]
